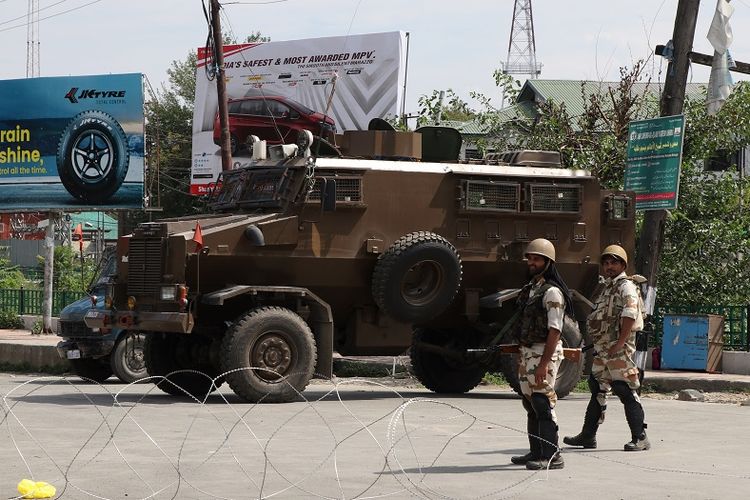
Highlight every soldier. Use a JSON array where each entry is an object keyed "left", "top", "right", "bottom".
[
  {"left": 564, "top": 245, "right": 650, "bottom": 451},
  {"left": 510, "top": 238, "right": 574, "bottom": 470}
]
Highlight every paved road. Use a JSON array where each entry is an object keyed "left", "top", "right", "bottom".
[{"left": 0, "top": 374, "right": 748, "bottom": 500}]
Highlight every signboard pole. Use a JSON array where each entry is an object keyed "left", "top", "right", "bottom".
[
  {"left": 635, "top": 0, "right": 699, "bottom": 314},
  {"left": 42, "top": 212, "right": 57, "bottom": 333}
]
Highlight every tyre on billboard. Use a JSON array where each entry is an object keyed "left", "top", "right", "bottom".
[{"left": 0, "top": 73, "right": 144, "bottom": 210}]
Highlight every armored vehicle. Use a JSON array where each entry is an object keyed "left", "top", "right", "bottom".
[{"left": 86, "top": 133, "right": 635, "bottom": 402}]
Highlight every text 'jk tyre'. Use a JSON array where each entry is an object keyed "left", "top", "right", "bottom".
[
  {"left": 372, "top": 231, "right": 462, "bottom": 323},
  {"left": 56, "top": 110, "right": 130, "bottom": 204},
  {"left": 221, "top": 307, "right": 317, "bottom": 403}
]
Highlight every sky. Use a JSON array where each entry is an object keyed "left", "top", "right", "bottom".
[{"left": 0, "top": 0, "right": 748, "bottom": 116}]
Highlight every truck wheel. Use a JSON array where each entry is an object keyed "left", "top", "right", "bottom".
[
  {"left": 221, "top": 306, "right": 316, "bottom": 403},
  {"left": 410, "top": 328, "right": 485, "bottom": 393},
  {"left": 69, "top": 358, "right": 112, "bottom": 383},
  {"left": 144, "top": 333, "right": 221, "bottom": 400},
  {"left": 372, "top": 231, "right": 462, "bottom": 323},
  {"left": 499, "top": 316, "right": 584, "bottom": 399},
  {"left": 110, "top": 332, "right": 148, "bottom": 383},
  {"left": 56, "top": 110, "right": 129, "bottom": 204}
]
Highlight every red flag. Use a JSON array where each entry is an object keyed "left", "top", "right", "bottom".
[
  {"left": 193, "top": 222, "right": 204, "bottom": 252},
  {"left": 73, "top": 223, "right": 84, "bottom": 253}
]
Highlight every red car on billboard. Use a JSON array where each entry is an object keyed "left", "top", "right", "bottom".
[{"left": 213, "top": 95, "right": 336, "bottom": 153}]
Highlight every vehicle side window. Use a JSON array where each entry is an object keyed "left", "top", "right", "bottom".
[
  {"left": 267, "top": 101, "right": 291, "bottom": 118},
  {"left": 228, "top": 102, "right": 242, "bottom": 114},
  {"left": 240, "top": 100, "right": 263, "bottom": 115}
]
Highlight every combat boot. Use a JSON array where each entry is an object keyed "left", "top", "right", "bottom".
[
  {"left": 563, "top": 431, "right": 597, "bottom": 449},
  {"left": 525, "top": 453, "right": 564, "bottom": 470},
  {"left": 563, "top": 392, "right": 602, "bottom": 448},
  {"left": 624, "top": 431, "right": 650, "bottom": 451},
  {"left": 511, "top": 414, "right": 540, "bottom": 464}
]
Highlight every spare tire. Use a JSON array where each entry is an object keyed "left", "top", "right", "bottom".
[
  {"left": 372, "top": 231, "right": 462, "bottom": 323},
  {"left": 499, "top": 315, "right": 584, "bottom": 399}
]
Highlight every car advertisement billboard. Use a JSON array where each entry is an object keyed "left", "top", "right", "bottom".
[
  {"left": 0, "top": 73, "right": 144, "bottom": 210},
  {"left": 191, "top": 31, "right": 406, "bottom": 195}
]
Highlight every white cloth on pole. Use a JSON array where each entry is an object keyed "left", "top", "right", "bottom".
[{"left": 707, "top": 0, "right": 735, "bottom": 115}]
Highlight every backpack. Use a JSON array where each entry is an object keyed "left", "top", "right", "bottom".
[{"left": 619, "top": 274, "right": 647, "bottom": 332}]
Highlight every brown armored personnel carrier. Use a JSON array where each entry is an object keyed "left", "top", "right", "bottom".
[{"left": 87, "top": 132, "right": 635, "bottom": 402}]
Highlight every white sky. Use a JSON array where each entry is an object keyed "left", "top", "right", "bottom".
[{"left": 0, "top": 0, "right": 748, "bottom": 115}]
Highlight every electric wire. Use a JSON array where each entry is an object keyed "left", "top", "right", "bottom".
[{"left": 0, "top": 0, "right": 104, "bottom": 33}]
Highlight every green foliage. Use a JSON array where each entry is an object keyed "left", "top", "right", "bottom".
[
  {"left": 417, "top": 89, "right": 475, "bottom": 127},
  {"left": 482, "top": 372, "right": 509, "bottom": 386},
  {"left": 37, "top": 246, "right": 97, "bottom": 291},
  {"left": 31, "top": 319, "right": 43, "bottom": 335},
  {"left": 657, "top": 82, "right": 750, "bottom": 304},
  {"left": 472, "top": 62, "right": 750, "bottom": 306},
  {"left": 0, "top": 254, "right": 26, "bottom": 289},
  {"left": 0, "top": 310, "right": 24, "bottom": 329},
  {"left": 145, "top": 31, "right": 270, "bottom": 220}
]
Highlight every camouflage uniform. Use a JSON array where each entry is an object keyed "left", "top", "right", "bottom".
[
  {"left": 517, "top": 278, "right": 564, "bottom": 419},
  {"left": 510, "top": 276, "right": 565, "bottom": 467},
  {"left": 588, "top": 272, "right": 642, "bottom": 392},
  {"left": 563, "top": 270, "right": 649, "bottom": 451}
]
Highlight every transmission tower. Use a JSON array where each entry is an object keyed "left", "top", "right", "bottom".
[
  {"left": 26, "top": 0, "right": 40, "bottom": 77},
  {"left": 501, "top": 0, "right": 542, "bottom": 79}
]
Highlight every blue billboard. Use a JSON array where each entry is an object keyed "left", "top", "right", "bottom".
[{"left": 0, "top": 73, "right": 144, "bottom": 210}]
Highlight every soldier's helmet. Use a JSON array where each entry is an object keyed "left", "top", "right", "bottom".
[
  {"left": 525, "top": 238, "right": 556, "bottom": 262},
  {"left": 601, "top": 244, "right": 628, "bottom": 265}
]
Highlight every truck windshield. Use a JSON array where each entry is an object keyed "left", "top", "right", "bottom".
[{"left": 88, "top": 247, "right": 116, "bottom": 291}]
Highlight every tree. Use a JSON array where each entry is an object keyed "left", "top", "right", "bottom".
[
  {"left": 417, "top": 89, "right": 475, "bottom": 127},
  {"left": 472, "top": 64, "right": 750, "bottom": 305}
]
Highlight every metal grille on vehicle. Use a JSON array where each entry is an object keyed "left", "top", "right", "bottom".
[
  {"left": 306, "top": 177, "right": 362, "bottom": 203},
  {"left": 463, "top": 180, "right": 520, "bottom": 212},
  {"left": 127, "top": 238, "right": 163, "bottom": 295},
  {"left": 528, "top": 183, "right": 582, "bottom": 214},
  {"left": 59, "top": 320, "right": 94, "bottom": 337}
]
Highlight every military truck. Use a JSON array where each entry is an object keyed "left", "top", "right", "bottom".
[{"left": 86, "top": 131, "right": 635, "bottom": 402}]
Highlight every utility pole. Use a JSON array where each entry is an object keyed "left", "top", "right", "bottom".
[
  {"left": 41, "top": 213, "right": 57, "bottom": 333},
  {"left": 635, "top": 0, "right": 700, "bottom": 310},
  {"left": 210, "top": 0, "right": 232, "bottom": 171}
]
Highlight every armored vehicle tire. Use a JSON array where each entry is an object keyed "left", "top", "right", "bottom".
[
  {"left": 110, "top": 332, "right": 147, "bottom": 384},
  {"left": 70, "top": 358, "right": 113, "bottom": 383},
  {"left": 56, "top": 110, "right": 129, "bottom": 204},
  {"left": 221, "top": 307, "right": 316, "bottom": 403},
  {"left": 372, "top": 232, "right": 462, "bottom": 323},
  {"left": 144, "top": 333, "right": 222, "bottom": 400},
  {"left": 499, "top": 316, "right": 584, "bottom": 399},
  {"left": 410, "top": 328, "right": 485, "bottom": 393}
]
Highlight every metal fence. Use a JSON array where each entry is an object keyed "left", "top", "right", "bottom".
[
  {"left": 650, "top": 304, "right": 749, "bottom": 351},
  {"left": 0, "top": 288, "right": 86, "bottom": 316}
]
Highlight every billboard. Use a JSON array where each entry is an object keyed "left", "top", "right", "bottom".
[
  {"left": 191, "top": 31, "right": 406, "bottom": 195},
  {"left": 0, "top": 73, "right": 144, "bottom": 211}
]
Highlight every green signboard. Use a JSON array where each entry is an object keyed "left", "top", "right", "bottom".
[{"left": 624, "top": 115, "right": 685, "bottom": 210}]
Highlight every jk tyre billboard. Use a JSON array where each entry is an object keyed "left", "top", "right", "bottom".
[
  {"left": 0, "top": 73, "right": 144, "bottom": 210},
  {"left": 191, "top": 31, "right": 407, "bottom": 195}
]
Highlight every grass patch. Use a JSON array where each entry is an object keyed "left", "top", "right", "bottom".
[
  {"left": 482, "top": 372, "right": 509, "bottom": 386},
  {"left": 333, "top": 360, "right": 408, "bottom": 378}
]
